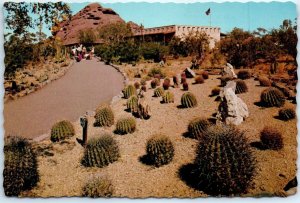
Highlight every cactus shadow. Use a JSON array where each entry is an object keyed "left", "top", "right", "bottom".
[
  {"left": 139, "top": 154, "right": 154, "bottom": 166},
  {"left": 250, "top": 141, "right": 267, "bottom": 150},
  {"left": 273, "top": 115, "right": 285, "bottom": 121},
  {"left": 178, "top": 163, "right": 203, "bottom": 191},
  {"left": 254, "top": 101, "right": 266, "bottom": 107},
  {"left": 182, "top": 131, "right": 194, "bottom": 139}
]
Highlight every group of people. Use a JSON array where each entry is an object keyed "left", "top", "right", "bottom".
[{"left": 71, "top": 44, "right": 94, "bottom": 62}]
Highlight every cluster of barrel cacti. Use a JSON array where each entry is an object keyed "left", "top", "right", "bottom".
[
  {"left": 94, "top": 105, "right": 114, "bottom": 127},
  {"left": 188, "top": 117, "right": 210, "bottom": 139},
  {"left": 115, "top": 117, "right": 136, "bottom": 135},
  {"left": 193, "top": 125, "right": 256, "bottom": 195},
  {"left": 194, "top": 75, "right": 204, "bottom": 84},
  {"left": 81, "top": 134, "right": 120, "bottom": 168},
  {"left": 154, "top": 87, "right": 164, "bottom": 97},
  {"left": 127, "top": 95, "right": 138, "bottom": 112},
  {"left": 278, "top": 108, "right": 296, "bottom": 121},
  {"left": 235, "top": 79, "right": 248, "bottom": 94},
  {"left": 181, "top": 92, "right": 197, "bottom": 108},
  {"left": 50, "top": 120, "right": 75, "bottom": 142},
  {"left": 260, "top": 126, "right": 283, "bottom": 150},
  {"left": 123, "top": 84, "right": 136, "bottom": 99},
  {"left": 82, "top": 177, "right": 114, "bottom": 197},
  {"left": 162, "top": 91, "right": 174, "bottom": 103},
  {"left": 4, "top": 136, "right": 39, "bottom": 196},
  {"left": 237, "top": 70, "right": 251, "bottom": 80},
  {"left": 260, "top": 87, "right": 285, "bottom": 107}
]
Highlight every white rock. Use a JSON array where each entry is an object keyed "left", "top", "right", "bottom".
[
  {"left": 184, "top": 67, "right": 196, "bottom": 78},
  {"left": 223, "top": 63, "right": 237, "bottom": 78}
]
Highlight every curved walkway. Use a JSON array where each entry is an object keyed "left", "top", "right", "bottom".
[{"left": 4, "top": 58, "right": 124, "bottom": 139}]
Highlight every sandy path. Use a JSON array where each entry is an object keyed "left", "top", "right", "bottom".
[{"left": 4, "top": 58, "right": 124, "bottom": 139}]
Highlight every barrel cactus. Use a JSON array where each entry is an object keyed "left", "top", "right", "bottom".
[
  {"left": 81, "top": 134, "right": 120, "bottom": 168},
  {"left": 278, "top": 108, "right": 296, "bottom": 121},
  {"left": 194, "top": 75, "right": 204, "bottom": 84},
  {"left": 154, "top": 87, "right": 164, "bottom": 97},
  {"left": 82, "top": 177, "right": 114, "bottom": 197},
  {"left": 235, "top": 79, "right": 248, "bottom": 94},
  {"left": 173, "top": 75, "right": 179, "bottom": 87},
  {"left": 258, "top": 76, "right": 271, "bottom": 87},
  {"left": 122, "top": 84, "right": 136, "bottom": 99},
  {"left": 162, "top": 91, "right": 174, "bottom": 103},
  {"left": 202, "top": 71, "right": 209, "bottom": 79},
  {"left": 151, "top": 79, "right": 157, "bottom": 88},
  {"left": 188, "top": 117, "right": 211, "bottom": 139},
  {"left": 193, "top": 125, "right": 256, "bottom": 196},
  {"left": 134, "top": 81, "right": 140, "bottom": 89},
  {"left": 50, "top": 120, "right": 75, "bottom": 142},
  {"left": 133, "top": 98, "right": 151, "bottom": 119},
  {"left": 4, "top": 136, "right": 39, "bottom": 196},
  {"left": 237, "top": 70, "right": 251, "bottom": 80},
  {"left": 181, "top": 92, "right": 197, "bottom": 108},
  {"left": 260, "top": 87, "right": 285, "bottom": 107},
  {"left": 126, "top": 95, "right": 138, "bottom": 112},
  {"left": 183, "top": 82, "right": 189, "bottom": 91},
  {"left": 146, "top": 134, "right": 174, "bottom": 167},
  {"left": 163, "top": 80, "right": 170, "bottom": 90},
  {"left": 115, "top": 117, "right": 136, "bottom": 135},
  {"left": 260, "top": 126, "right": 283, "bottom": 150},
  {"left": 181, "top": 77, "right": 187, "bottom": 84},
  {"left": 141, "top": 85, "right": 147, "bottom": 92},
  {"left": 94, "top": 105, "right": 114, "bottom": 127}
]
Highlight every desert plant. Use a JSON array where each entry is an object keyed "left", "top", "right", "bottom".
[
  {"left": 126, "top": 95, "right": 138, "bottom": 112},
  {"left": 4, "top": 136, "right": 39, "bottom": 196},
  {"left": 183, "top": 82, "right": 189, "bottom": 91},
  {"left": 237, "top": 70, "right": 251, "bottom": 80},
  {"left": 260, "top": 87, "right": 285, "bottom": 107},
  {"left": 260, "top": 126, "right": 283, "bottom": 150},
  {"left": 140, "top": 76, "right": 151, "bottom": 85},
  {"left": 133, "top": 98, "right": 151, "bottom": 119},
  {"left": 194, "top": 75, "right": 204, "bottom": 84},
  {"left": 81, "top": 134, "right": 120, "bottom": 167},
  {"left": 220, "top": 76, "right": 231, "bottom": 87},
  {"left": 148, "top": 67, "right": 165, "bottom": 77},
  {"left": 154, "top": 74, "right": 161, "bottom": 79},
  {"left": 94, "top": 105, "right": 114, "bottom": 127},
  {"left": 202, "top": 71, "right": 209, "bottom": 79},
  {"left": 115, "top": 117, "right": 136, "bottom": 135},
  {"left": 193, "top": 125, "right": 256, "bottom": 196},
  {"left": 134, "top": 81, "right": 140, "bottom": 89},
  {"left": 82, "top": 177, "right": 114, "bottom": 197},
  {"left": 122, "top": 84, "right": 136, "bottom": 99},
  {"left": 141, "top": 85, "right": 147, "bottom": 92},
  {"left": 151, "top": 79, "right": 157, "bottom": 88},
  {"left": 181, "top": 92, "right": 197, "bottom": 108},
  {"left": 258, "top": 76, "right": 271, "bottom": 87},
  {"left": 235, "top": 79, "right": 248, "bottom": 94},
  {"left": 146, "top": 134, "right": 174, "bottom": 167},
  {"left": 163, "top": 80, "right": 170, "bottom": 90},
  {"left": 154, "top": 87, "right": 164, "bottom": 97},
  {"left": 50, "top": 120, "right": 75, "bottom": 142},
  {"left": 173, "top": 75, "right": 179, "bottom": 87},
  {"left": 181, "top": 77, "right": 187, "bottom": 84},
  {"left": 162, "top": 91, "right": 174, "bottom": 103},
  {"left": 188, "top": 117, "right": 211, "bottom": 139},
  {"left": 278, "top": 108, "right": 296, "bottom": 121},
  {"left": 211, "top": 87, "right": 220, "bottom": 96}
]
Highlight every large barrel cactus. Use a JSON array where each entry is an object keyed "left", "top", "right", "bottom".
[
  {"left": 162, "top": 91, "right": 174, "bottom": 103},
  {"left": 154, "top": 87, "right": 164, "bottom": 97},
  {"left": 50, "top": 120, "right": 75, "bottom": 142},
  {"left": 278, "top": 108, "right": 296, "bottom": 121},
  {"left": 81, "top": 134, "right": 120, "bottom": 168},
  {"left": 188, "top": 117, "right": 210, "bottom": 139},
  {"left": 122, "top": 84, "right": 136, "bottom": 99},
  {"left": 82, "top": 177, "right": 114, "bottom": 197},
  {"left": 181, "top": 92, "right": 197, "bottom": 108},
  {"left": 4, "top": 136, "right": 39, "bottom": 196},
  {"left": 126, "top": 95, "right": 138, "bottom": 112},
  {"left": 146, "top": 134, "right": 174, "bottom": 167},
  {"left": 260, "top": 87, "right": 285, "bottom": 107},
  {"left": 94, "top": 105, "right": 114, "bottom": 127},
  {"left": 115, "top": 117, "right": 136, "bottom": 135},
  {"left": 235, "top": 79, "right": 248, "bottom": 94},
  {"left": 193, "top": 125, "right": 256, "bottom": 196}
]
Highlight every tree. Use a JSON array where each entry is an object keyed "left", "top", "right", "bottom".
[{"left": 79, "top": 29, "right": 96, "bottom": 45}]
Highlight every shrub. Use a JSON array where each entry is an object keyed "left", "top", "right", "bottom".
[
  {"left": 260, "top": 126, "right": 283, "bottom": 150},
  {"left": 220, "top": 76, "right": 231, "bottom": 87},
  {"left": 278, "top": 108, "right": 296, "bottom": 121},
  {"left": 188, "top": 118, "right": 211, "bottom": 139},
  {"left": 163, "top": 80, "right": 170, "bottom": 90},
  {"left": 126, "top": 95, "right": 138, "bottom": 112},
  {"left": 82, "top": 177, "right": 114, "bottom": 197},
  {"left": 235, "top": 79, "right": 248, "bottom": 94},
  {"left": 193, "top": 125, "right": 256, "bottom": 196},
  {"left": 81, "top": 134, "right": 120, "bottom": 167},
  {"left": 260, "top": 87, "right": 285, "bottom": 107},
  {"left": 194, "top": 75, "right": 204, "bottom": 84},
  {"left": 94, "top": 105, "right": 114, "bottom": 127},
  {"left": 50, "top": 120, "right": 75, "bottom": 142},
  {"left": 4, "top": 136, "right": 39, "bottom": 196},
  {"left": 183, "top": 82, "right": 189, "bottom": 91},
  {"left": 146, "top": 134, "right": 174, "bottom": 167},
  {"left": 140, "top": 42, "right": 168, "bottom": 63},
  {"left": 151, "top": 80, "right": 157, "bottom": 88},
  {"left": 147, "top": 67, "right": 165, "bottom": 78},
  {"left": 211, "top": 87, "right": 220, "bottom": 96},
  {"left": 122, "top": 84, "right": 136, "bottom": 99},
  {"left": 258, "top": 76, "right": 271, "bottom": 87},
  {"left": 154, "top": 87, "right": 164, "bottom": 97},
  {"left": 115, "top": 117, "right": 136, "bottom": 135},
  {"left": 181, "top": 92, "right": 197, "bottom": 108},
  {"left": 140, "top": 76, "right": 151, "bottom": 85},
  {"left": 162, "top": 91, "right": 174, "bottom": 103},
  {"left": 237, "top": 70, "right": 251, "bottom": 80},
  {"left": 134, "top": 81, "right": 140, "bottom": 89}
]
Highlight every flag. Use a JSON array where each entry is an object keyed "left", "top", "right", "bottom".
[{"left": 205, "top": 8, "right": 211, "bottom": 15}]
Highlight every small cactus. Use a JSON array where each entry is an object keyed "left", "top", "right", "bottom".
[
  {"left": 235, "top": 79, "right": 248, "bottom": 94},
  {"left": 188, "top": 117, "right": 211, "bottom": 139},
  {"left": 146, "top": 134, "right": 174, "bottom": 167},
  {"left": 50, "top": 120, "right": 75, "bottom": 142},
  {"left": 115, "top": 117, "right": 136, "bottom": 135},
  {"left": 260, "top": 126, "right": 283, "bottom": 150},
  {"left": 173, "top": 75, "right": 179, "bottom": 87},
  {"left": 151, "top": 79, "right": 157, "bottom": 88},
  {"left": 122, "top": 84, "right": 136, "bottom": 99},
  {"left": 81, "top": 134, "right": 120, "bottom": 168},
  {"left": 181, "top": 77, "right": 187, "bottom": 84},
  {"left": 154, "top": 87, "right": 164, "bottom": 97},
  {"left": 82, "top": 177, "right": 114, "bottom": 197},
  {"left": 202, "top": 71, "right": 209, "bottom": 79},
  {"left": 181, "top": 92, "right": 197, "bottom": 108},
  {"left": 194, "top": 75, "right": 204, "bottom": 84},
  {"left": 183, "top": 82, "right": 189, "bottom": 91},
  {"left": 278, "top": 108, "right": 296, "bottom": 121},
  {"left": 162, "top": 91, "right": 174, "bottom": 103},
  {"left": 237, "top": 70, "right": 251, "bottom": 80},
  {"left": 260, "top": 87, "right": 285, "bottom": 107},
  {"left": 94, "top": 105, "right": 114, "bottom": 127},
  {"left": 163, "top": 78, "right": 171, "bottom": 90},
  {"left": 134, "top": 81, "right": 140, "bottom": 89},
  {"left": 258, "top": 76, "right": 271, "bottom": 87},
  {"left": 211, "top": 87, "right": 220, "bottom": 96},
  {"left": 141, "top": 85, "right": 147, "bottom": 92},
  {"left": 126, "top": 95, "right": 138, "bottom": 112}
]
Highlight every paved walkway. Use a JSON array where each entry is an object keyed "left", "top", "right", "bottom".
[{"left": 4, "top": 58, "right": 124, "bottom": 139}]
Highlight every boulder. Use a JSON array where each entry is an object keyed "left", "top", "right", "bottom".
[
  {"left": 184, "top": 67, "right": 196, "bottom": 78},
  {"left": 223, "top": 63, "right": 237, "bottom": 78}
]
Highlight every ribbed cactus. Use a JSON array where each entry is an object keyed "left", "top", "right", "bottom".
[
  {"left": 173, "top": 75, "right": 179, "bottom": 87},
  {"left": 193, "top": 125, "right": 256, "bottom": 196},
  {"left": 81, "top": 134, "right": 120, "bottom": 168},
  {"left": 278, "top": 108, "right": 296, "bottom": 121},
  {"left": 261, "top": 87, "right": 285, "bottom": 107},
  {"left": 82, "top": 177, "right": 114, "bottom": 197},
  {"left": 162, "top": 91, "right": 174, "bottom": 103},
  {"left": 188, "top": 117, "right": 210, "bottom": 139},
  {"left": 235, "top": 79, "right": 248, "bottom": 94},
  {"left": 122, "top": 84, "right": 136, "bottom": 99},
  {"left": 4, "top": 136, "right": 39, "bottom": 196},
  {"left": 133, "top": 98, "right": 151, "bottom": 119},
  {"left": 260, "top": 126, "right": 283, "bottom": 150},
  {"left": 181, "top": 92, "right": 197, "bottom": 108},
  {"left": 115, "top": 117, "right": 136, "bottom": 135},
  {"left": 50, "top": 120, "right": 75, "bottom": 142},
  {"left": 163, "top": 79, "right": 170, "bottom": 90},
  {"left": 126, "top": 95, "right": 138, "bottom": 112},
  {"left": 183, "top": 82, "right": 189, "bottom": 91},
  {"left": 146, "top": 134, "right": 174, "bottom": 167},
  {"left": 94, "top": 105, "right": 114, "bottom": 127},
  {"left": 194, "top": 75, "right": 204, "bottom": 84},
  {"left": 258, "top": 76, "right": 271, "bottom": 87},
  {"left": 154, "top": 87, "right": 164, "bottom": 97},
  {"left": 134, "top": 81, "right": 140, "bottom": 89},
  {"left": 237, "top": 70, "right": 251, "bottom": 80}
]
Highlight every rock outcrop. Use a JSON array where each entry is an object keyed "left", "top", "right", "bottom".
[{"left": 223, "top": 63, "right": 237, "bottom": 78}]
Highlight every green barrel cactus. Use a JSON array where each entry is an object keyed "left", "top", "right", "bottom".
[
  {"left": 122, "top": 84, "right": 136, "bottom": 99},
  {"left": 278, "top": 108, "right": 296, "bottom": 121},
  {"left": 154, "top": 87, "right": 164, "bottom": 97},
  {"left": 126, "top": 95, "right": 138, "bottom": 112},
  {"left": 94, "top": 105, "right": 114, "bottom": 127},
  {"left": 50, "top": 120, "right": 75, "bottom": 142},
  {"left": 162, "top": 91, "right": 174, "bottom": 103},
  {"left": 235, "top": 79, "right": 248, "bottom": 94},
  {"left": 181, "top": 92, "right": 197, "bottom": 108},
  {"left": 188, "top": 117, "right": 210, "bottom": 139},
  {"left": 261, "top": 87, "right": 285, "bottom": 107},
  {"left": 115, "top": 117, "right": 136, "bottom": 135},
  {"left": 82, "top": 177, "right": 114, "bottom": 197}
]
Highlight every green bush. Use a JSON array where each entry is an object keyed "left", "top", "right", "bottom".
[
  {"left": 82, "top": 177, "right": 114, "bottom": 197},
  {"left": 140, "top": 42, "right": 168, "bottom": 62},
  {"left": 94, "top": 105, "right": 114, "bottom": 127},
  {"left": 115, "top": 117, "right": 136, "bottom": 135},
  {"left": 50, "top": 120, "right": 75, "bottom": 142}
]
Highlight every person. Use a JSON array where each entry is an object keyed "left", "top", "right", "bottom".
[
  {"left": 82, "top": 46, "right": 87, "bottom": 58},
  {"left": 71, "top": 46, "right": 76, "bottom": 59},
  {"left": 90, "top": 46, "right": 94, "bottom": 58}
]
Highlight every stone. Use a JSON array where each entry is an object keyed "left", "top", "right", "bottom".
[
  {"left": 184, "top": 67, "right": 196, "bottom": 78},
  {"left": 223, "top": 63, "right": 237, "bottom": 78}
]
